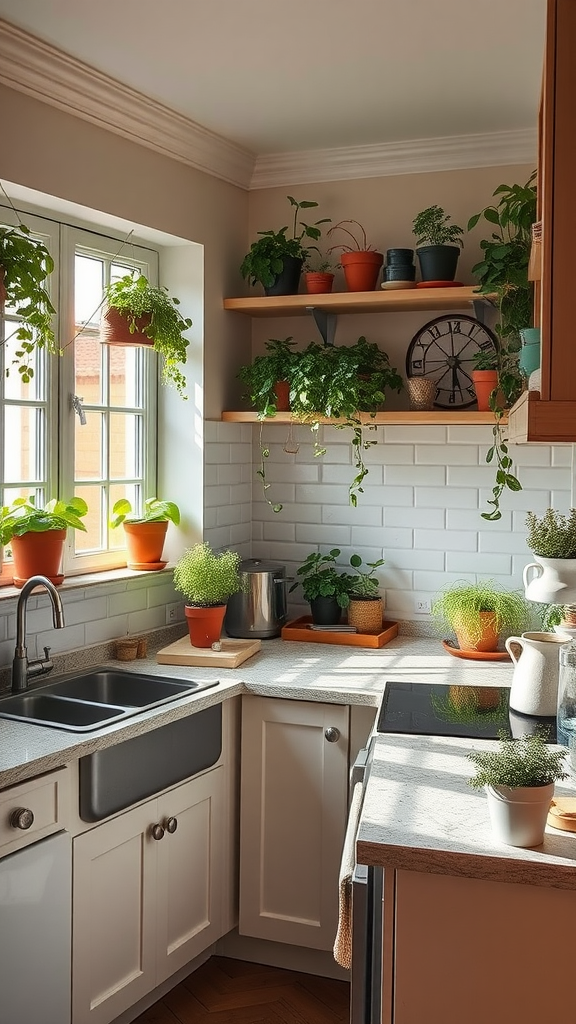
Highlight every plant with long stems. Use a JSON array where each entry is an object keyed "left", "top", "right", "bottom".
[
  {"left": 326, "top": 219, "right": 376, "bottom": 255},
  {"left": 240, "top": 196, "right": 329, "bottom": 288}
]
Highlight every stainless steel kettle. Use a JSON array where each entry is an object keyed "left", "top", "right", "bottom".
[{"left": 224, "top": 559, "right": 288, "bottom": 639}]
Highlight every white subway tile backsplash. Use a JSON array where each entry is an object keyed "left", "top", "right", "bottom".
[
  {"left": 296, "top": 483, "right": 351, "bottom": 504},
  {"left": 416, "top": 445, "right": 478, "bottom": 465},
  {"left": 217, "top": 505, "right": 243, "bottom": 527},
  {"left": 385, "top": 465, "right": 446, "bottom": 486},
  {"left": 295, "top": 524, "right": 352, "bottom": 546},
  {"left": 322, "top": 504, "right": 383, "bottom": 526},
  {"left": 62, "top": 596, "right": 108, "bottom": 626},
  {"left": 382, "top": 568, "right": 413, "bottom": 590},
  {"left": 415, "top": 529, "right": 476, "bottom": 551},
  {"left": 386, "top": 549, "right": 445, "bottom": 571},
  {"left": 84, "top": 615, "right": 129, "bottom": 645},
  {"left": 385, "top": 507, "right": 445, "bottom": 529},
  {"left": 414, "top": 570, "right": 476, "bottom": 592},
  {"left": 217, "top": 463, "right": 244, "bottom": 485},
  {"left": 321, "top": 464, "right": 383, "bottom": 487},
  {"left": 366, "top": 485, "right": 414, "bottom": 507},
  {"left": 204, "top": 442, "right": 231, "bottom": 465},
  {"left": 478, "top": 530, "right": 531, "bottom": 555},
  {"left": 513, "top": 446, "right": 553, "bottom": 467},
  {"left": 447, "top": 425, "right": 493, "bottom": 444},
  {"left": 230, "top": 483, "right": 252, "bottom": 505},
  {"left": 253, "top": 501, "right": 321, "bottom": 524},
  {"left": 552, "top": 447, "right": 574, "bottom": 466},
  {"left": 446, "top": 551, "right": 512, "bottom": 575},
  {"left": 128, "top": 607, "right": 167, "bottom": 633},
  {"left": 263, "top": 520, "right": 297, "bottom": 543},
  {"left": 204, "top": 484, "right": 232, "bottom": 508},
  {"left": 353, "top": 526, "right": 411, "bottom": 548},
  {"left": 447, "top": 508, "right": 511, "bottom": 531},
  {"left": 264, "top": 462, "right": 320, "bottom": 483},
  {"left": 447, "top": 465, "right": 499, "bottom": 487},
  {"left": 108, "top": 588, "right": 147, "bottom": 617},
  {"left": 384, "top": 426, "right": 447, "bottom": 444},
  {"left": 415, "top": 487, "right": 478, "bottom": 508},
  {"left": 35, "top": 624, "right": 86, "bottom": 657},
  {"left": 368, "top": 444, "right": 415, "bottom": 465},
  {"left": 515, "top": 467, "right": 570, "bottom": 490}
]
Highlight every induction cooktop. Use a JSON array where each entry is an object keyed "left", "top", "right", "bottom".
[{"left": 375, "top": 681, "right": 557, "bottom": 742}]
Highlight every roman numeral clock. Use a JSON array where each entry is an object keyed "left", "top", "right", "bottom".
[{"left": 405, "top": 314, "right": 498, "bottom": 408}]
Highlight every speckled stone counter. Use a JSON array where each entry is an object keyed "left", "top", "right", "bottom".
[
  {"left": 0, "top": 632, "right": 515, "bottom": 789},
  {"left": 357, "top": 732, "right": 576, "bottom": 889}
]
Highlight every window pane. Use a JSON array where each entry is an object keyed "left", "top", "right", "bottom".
[
  {"left": 75, "top": 411, "right": 103, "bottom": 480},
  {"left": 74, "top": 484, "right": 103, "bottom": 553},
  {"left": 110, "top": 346, "right": 142, "bottom": 408},
  {"left": 110, "top": 413, "right": 141, "bottom": 479},
  {"left": 4, "top": 407, "right": 45, "bottom": 482},
  {"left": 109, "top": 482, "right": 139, "bottom": 551},
  {"left": 3, "top": 326, "right": 46, "bottom": 401},
  {"left": 75, "top": 255, "right": 104, "bottom": 328},
  {"left": 75, "top": 334, "right": 103, "bottom": 405}
]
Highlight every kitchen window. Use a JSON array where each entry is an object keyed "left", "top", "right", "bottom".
[{"left": 0, "top": 208, "right": 159, "bottom": 584}]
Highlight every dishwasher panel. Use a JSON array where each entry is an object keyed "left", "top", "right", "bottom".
[{"left": 0, "top": 830, "right": 71, "bottom": 1024}]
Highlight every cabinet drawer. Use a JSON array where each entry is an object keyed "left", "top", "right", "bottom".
[{"left": 0, "top": 767, "right": 71, "bottom": 857}]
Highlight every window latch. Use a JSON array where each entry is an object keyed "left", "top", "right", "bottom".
[{"left": 71, "top": 394, "right": 87, "bottom": 426}]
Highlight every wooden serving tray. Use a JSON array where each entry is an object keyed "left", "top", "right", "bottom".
[
  {"left": 281, "top": 616, "right": 399, "bottom": 648},
  {"left": 156, "top": 636, "right": 261, "bottom": 668}
]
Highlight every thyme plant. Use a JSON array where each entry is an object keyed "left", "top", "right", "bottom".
[
  {"left": 525, "top": 508, "right": 576, "bottom": 559},
  {"left": 468, "top": 729, "right": 568, "bottom": 790}
]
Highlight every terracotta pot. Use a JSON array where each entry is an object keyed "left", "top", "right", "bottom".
[
  {"left": 453, "top": 610, "right": 499, "bottom": 652},
  {"left": 472, "top": 370, "right": 499, "bottom": 412},
  {"left": 304, "top": 272, "right": 334, "bottom": 294},
  {"left": 10, "top": 529, "right": 67, "bottom": 587},
  {"left": 184, "top": 604, "right": 226, "bottom": 648},
  {"left": 123, "top": 521, "right": 168, "bottom": 569},
  {"left": 340, "top": 251, "right": 383, "bottom": 292},
  {"left": 448, "top": 685, "right": 501, "bottom": 712},
  {"left": 274, "top": 380, "right": 291, "bottom": 411},
  {"left": 100, "top": 306, "right": 154, "bottom": 347},
  {"left": 348, "top": 597, "right": 383, "bottom": 634}
]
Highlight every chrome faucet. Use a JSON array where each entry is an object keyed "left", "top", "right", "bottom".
[{"left": 12, "top": 575, "right": 65, "bottom": 693}]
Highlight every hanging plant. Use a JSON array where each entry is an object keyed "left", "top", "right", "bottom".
[{"left": 0, "top": 221, "right": 57, "bottom": 383}]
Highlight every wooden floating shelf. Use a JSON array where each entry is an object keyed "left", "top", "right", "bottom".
[
  {"left": 221, "top": 411, "right": 506, "bottom": 426},
  {"left": 223, "top": 286, "right": 496, "bottom": 317}
]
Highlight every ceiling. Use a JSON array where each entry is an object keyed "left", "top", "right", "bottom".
[{"left": 0, "top": 0, "right": 546, "bottom": 158}]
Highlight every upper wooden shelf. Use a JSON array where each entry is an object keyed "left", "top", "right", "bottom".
[
  {"left": 221, "top": 411, "right": 505, "bottom": 426},
  {"left": 223, "top": 286, "right": 496, "bottom": 317}
]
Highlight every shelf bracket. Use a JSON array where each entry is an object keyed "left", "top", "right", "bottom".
[
  {"left": 472, "top": 296, "right": 497, "bottom": 326},
  {"left": 306, "top": 307, "right": 337, "bottom": 346}
]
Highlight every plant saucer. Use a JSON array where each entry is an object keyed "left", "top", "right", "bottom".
[
  {"left": 128, "top": 560, "right": 168, "bottom": 572},
  {"left": 416, "top": 281, "right": 464, "bottom": 288},
  {"left": 442, "top": 639, "right": 511, "bottom": 661}
]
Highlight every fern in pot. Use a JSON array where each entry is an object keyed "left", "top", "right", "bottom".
[
  {"left": 523, "top": 508, "right": 576, "bottom": 606},
  {"left": 173, "top": 542, "right": 241, "bottom": 648}
]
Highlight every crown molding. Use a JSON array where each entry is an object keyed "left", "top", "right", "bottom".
[
  {"left": 0, "top": 18, "right": 256, "bottom": 190},
  {"left": 250, "top": 128, "right": 538, "bottom": 189}
]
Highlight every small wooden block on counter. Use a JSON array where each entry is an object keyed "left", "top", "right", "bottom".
[
  {"left": 156, "top": 636, "right": 261, "bottom": 668},
  {"left": 281, "top": 616, "right": 399, "bottom": 648}
]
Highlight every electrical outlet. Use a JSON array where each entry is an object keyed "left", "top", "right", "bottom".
[
  {"left": 165, "top": 602, "right": 181, "bottom": 624},
  {"left": 416, "top": 599, "right": 431, "bottom": 614}
]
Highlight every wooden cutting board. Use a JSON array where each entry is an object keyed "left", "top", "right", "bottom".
[{"left": 156, "top": 635, "right": 261, "bottom": 668}]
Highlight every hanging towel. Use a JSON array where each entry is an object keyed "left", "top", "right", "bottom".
[{"left": 333, "top": 780, "right": 364, "bottom": 969}]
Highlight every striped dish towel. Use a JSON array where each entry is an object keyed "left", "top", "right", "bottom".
[{"left": 333, "top": 781, "right": 364, "bottom": 969}]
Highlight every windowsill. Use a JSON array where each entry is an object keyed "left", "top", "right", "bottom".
[{"left": 0, "top": 564, "right": 174, "bottom": 602}]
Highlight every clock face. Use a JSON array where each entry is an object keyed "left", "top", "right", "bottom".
[{"left": 405, "top": 314, "right": 498, "bottom": 409}]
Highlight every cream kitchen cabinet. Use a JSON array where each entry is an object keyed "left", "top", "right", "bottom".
[
  {"left": 72, "top": 765, "right": 225, "bottom": 1024},
  {"left": 239, "top": 695, "right": 349, "bottom": 950}
]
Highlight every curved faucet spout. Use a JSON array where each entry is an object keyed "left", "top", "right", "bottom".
[{"left": 12, "top": 575, "right": 65, "bottom": 692}]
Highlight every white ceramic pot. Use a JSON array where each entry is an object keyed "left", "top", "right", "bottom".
[
  {"left": 523, "top": 555, "right": 576, "bottom": 605},
  {"left": 486, "top": 783, "right": 554, "bottom": 847},
  {"left": 505, "top": 631, "right": 572, "bottom": 716}
]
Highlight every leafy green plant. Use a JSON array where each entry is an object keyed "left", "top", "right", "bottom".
[
  {"left": 525, "top": 508, "right": 576, "bottom": 559},
  {"left": 110, "top": 497, "right": 180, "bottom": 529},
  {"left": 432, "top": 579, "right": 531, "bottom": 648},
  {"left": 289, "top": 548, "right": 357, "bottom": 609},
  {"left": 237, "top": 337, "right": 298, "bottom": 418},
  {"left": 0, "top": 495, "right": 88, "bottom": 545},
  {"left": 348, "top": 554, "right": 385, "bottom": 598},
  {"left": 240, "top": 196, "right": 329, "bottom": 288},
  {"left": 104, "top": 274, "right": 191, "bottom": 397},
  {"left": 0, "top": 222, "right": 57, "bottom": 383},
  {"left": 303, "top": 255, "right": 335, "bottom": 273},
  {"left": 467, "top": 729, "right": 568, "bottom": 790},
  {"left": 173, "top": 542, "right": 241, "bottom": 607},
  {"left": 326, "top": 219, "right": 377, "bottom": 255},
  {"left": 412, "top": 206, "right": 464, "bottom": 248}
]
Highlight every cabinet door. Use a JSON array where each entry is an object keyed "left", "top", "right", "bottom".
[
  {"left": 72, "top": 801, "right": 157, "bottom": 1024},
  {"left": 155, "top": 767, "right": 225, "bottom": 984},
  {"left": 240, "top": 696, "right": 348, "bottom": 949}
]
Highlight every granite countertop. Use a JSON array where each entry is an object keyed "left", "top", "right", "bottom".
[
  {"left": 357, "top": 732, "right": 576, "bottom": 889},
  {"left": 0, "top": 632, "right": 515, "bottom": 788}
]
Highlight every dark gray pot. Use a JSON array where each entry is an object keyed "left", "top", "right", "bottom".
[
  {"left": 309, "top": 596, "right": 341, "bottom": 625},
  {"left": 416, "top": 245, "right": 461, "bottom": 282},
  {"left": 264, "top": 256, "right": 303, "bottom": 296}
]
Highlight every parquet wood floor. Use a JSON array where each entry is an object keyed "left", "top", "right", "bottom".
[{"left": 132, "top": 956, "right": 350, "bottom": 1024}]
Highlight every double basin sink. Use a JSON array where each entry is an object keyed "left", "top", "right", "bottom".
[{"left": 0, "top": 669, "right": 219, "bottom": 732}]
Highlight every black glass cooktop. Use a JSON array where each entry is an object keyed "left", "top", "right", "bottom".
[{"left": 376, "top": 682, "right": 557, "bottom": 742}]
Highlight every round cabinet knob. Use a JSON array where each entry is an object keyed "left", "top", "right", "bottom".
[
  {"left": 150, "top": 823, "right": 165, "bottom": 841},
  {"left": 324, "top": 727, "right": 340, "bottom": 743},
  {"left": 164, "top": 816, "right": 178, "bottom": 834},
  {"left": 10, "top": 807, "right": 34, "bottom": 830}
]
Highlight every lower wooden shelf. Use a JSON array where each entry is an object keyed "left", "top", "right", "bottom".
[{"left": 221, "top": 411, "right": 505, "bottom": 426}]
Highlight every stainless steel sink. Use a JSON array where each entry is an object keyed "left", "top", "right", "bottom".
[{"left": 0, "top": 668, "right": 219, "bottom": 731}]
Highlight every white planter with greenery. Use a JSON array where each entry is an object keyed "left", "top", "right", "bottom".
[{"left": 523, "top": 509, "right": 576, "bottom": 604}]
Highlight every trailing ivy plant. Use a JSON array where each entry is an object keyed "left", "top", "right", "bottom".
[
  {"left": 0, "top": 221, "right": 57, "bottom": 383},
  {"left": 237, "top": 336, "right": 297, "bottom": 418}
]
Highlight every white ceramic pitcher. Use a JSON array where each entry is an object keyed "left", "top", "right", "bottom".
[{"left": 505, "top": 631, "right": 572, "bottom": 717}]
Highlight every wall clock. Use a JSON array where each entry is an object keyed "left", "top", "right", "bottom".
[{"left": 405, "top": 314, "right": 498, "bottom": 409}]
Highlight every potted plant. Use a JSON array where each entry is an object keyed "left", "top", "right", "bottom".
[
  {"left": 302, "top": 256, "right": 335, "bottom": 295},
  {"left": 240, "top": 196, "right": 329, "bottom": 296},
  {"left": 523, "top": 508, "right": 576, "bottom": 605},
  {"left": 288, "top": 548, "right": 357, "bottom": 625},
  {"left": 110, "top": 497, "right": 180, "bottom": 570},
  {"left": 467, "top": 729, "right": 568, "bottom": 847},
  {"left": 173, "top": 542, "right": 241, "bottom": 647},
  {"left": 431, "top": 579, "right": 531, "bottom": 653},
  {"left": 0, "top": 221, "right": 57, "bottom": 384},
  {"left": 326, "top": 220, "right": 383, "bottom": 292},
  {"left": 101, "top": 273, "right": 191, "bottom": 397},
  {"left": 411, "top": 205, "right": 464, "bottom": 282},
  {"left": 237, "top": 336, "right": 298, "bottom": 415},
  {"left": 0, "top": 495, "right": 88, "bottom": 586},
  {"left": 347, "top": 553, "right": 386, "bottom": 633}
]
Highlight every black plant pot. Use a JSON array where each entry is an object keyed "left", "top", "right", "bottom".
[
  {"left": 309, "top": 596, "right": 341, "bottom": 626},
  {"left": 264, "top": 256, "right": 303, "bottom": 296},
  {"left": 386, "top": 248, "right": 415, "bottom": 266},
  {"left": 416, "top": 245, "right": 461, "bottom": 282}
]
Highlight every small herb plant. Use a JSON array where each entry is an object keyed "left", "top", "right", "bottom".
[
  {"left": 432, "top": 579, "right": 531, "bottom": 648},
  {"left": 110, "top": 497, "right": 180, "bottom": 529},
  {"left": 289, "top": 548, "right": 357, "bottom": 609},
  {"left": 104, "top": 274, "right": 191, "bottom": 396},
  {"left": 303, "top": 256, "right": 335, "bottom": 273},
  {"left": 326, "top": 219, "right": 377, "bottom": 255},
  {"left": 173, "top": 542, "right": 241, "bottom": 607},
  {"left": 412, "top": 206, "right": 464, "bottom": 248},
  {"left": 0, "top": 221, "right": 57, "bottom": 383},
  {"left": 525, "top": 508, "right": 576, "bottom": 559},
  {"left": 348, "top": 554, "right": 385, "bottom": 598},
  {"left": 237, "top": 337, "right": 298, "bottom": 418},
  {"left": 0, "top": 495, "right": 88, "bottom": 545},
  {"left": 240, "top": 196, "right": 329, "bottom": 288},
  {"left": 467, "top": 729, "right": 568, "bottom": 790}
]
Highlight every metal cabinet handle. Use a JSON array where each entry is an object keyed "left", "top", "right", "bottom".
[
  {"left": 10, "top": 807, "right": 34, "bottom": 830},
  {"left": 151, "top": 823, "right": 165, "bottom": 841},
  {"left": 164, "top": 816, "right": 178, "bottom": 834},
  {"left": 324, "top": 727, "right": 340, "bottom": 743}
]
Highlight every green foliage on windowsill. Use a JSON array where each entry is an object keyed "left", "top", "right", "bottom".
[{"left": 0, "top": 496, "right": 88, "bottom": 545}]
